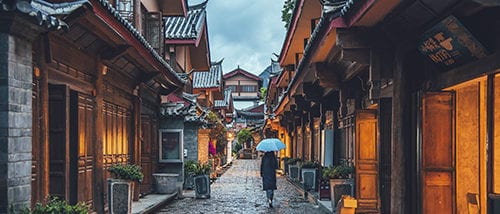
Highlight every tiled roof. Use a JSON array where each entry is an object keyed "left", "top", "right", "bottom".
[
  {"left": 223, "top": 67, "right": 261, "bottom": 81},
  {"left": 95, "top": 0, "right": 185, "bottom": 85},
  {"left": 214, "top": 88, "right": 232, "bottom": 108},
  {"left": 161, "top": 93, "right": 207, "bottom": 123},
  {"left": 3, "top": 0, "right": 185, "bottom": 86},
  {"left": 192, "top": 59, "right": 223, "bottom": 89},
  {"left": 164, "top": 1, "right": 207, "bottom": 40},
  {"left": 0, "top": 0, "right": 81, "bottom": 30}
]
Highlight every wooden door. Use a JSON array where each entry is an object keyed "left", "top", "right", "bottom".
[
  {"left": 355, "top": 110, "right": 380, "bottom": 213},
  {"left": 421, "top": 92, "right": 455, "bottom": 214},
  {"left": 74, "top": 92, "right": 94, "bottom": 207},
  {"left": 140, "top": 115, "right": 153, "bottom": 195},
  {"left": 49, "top": 84, "right": 69, "bottom": 200}
]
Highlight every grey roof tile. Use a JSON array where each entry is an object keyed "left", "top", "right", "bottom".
[
  {"left": 164, "top": 1, "right": 207, "bottom": 40},
  {"left": 160, "top": 93, "right": 207, "bottom": 123},
  {"left": 0, "top": 0, "right": 82, "bottom": 30},
  {"left": 214, "top": 88, "right": 232, "bottom": 108},
  {"left": 1, "top": 0, "right": 185, "bottom": 85},
  {"left": 192, "top": 59, "right": 222, "bottom": 89}
]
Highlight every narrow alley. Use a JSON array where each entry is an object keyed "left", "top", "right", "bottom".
[{"left": 158, "top": 159, "right": 327, "bottom": 214}]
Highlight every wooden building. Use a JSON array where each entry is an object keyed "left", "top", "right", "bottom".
[
  {"left": 266, "top": 0, "right": 500, "bottom": 213},
  {"left": 191, "top": 59, "right": 224, "bottom": 108},
  {"left": 0, "top": 0, "right": 188, "bottom": 212},
  {"left": 224, "top": 66, "right": 262, "bottom": 108}
]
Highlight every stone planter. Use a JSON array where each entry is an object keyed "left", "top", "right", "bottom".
[
  {"left": 153, "top": 173, "right": 179, "bottom": 194},
  {"left": 289, "top": 164, "right": 299, "bottom": 181},
  {"left": 108, "top": 179, "right": 133, "bottom": 214},
  {"left": 194, "top": 174, "right": 211, "bottom": 199},
  {"left": 330, "top": 178, "right": 354, "bottom": 209},
  {"left": 301, "top": 168, "right": 317, "bottom": 191},
  {"left": 283, "top": 160, "right": 289, "bottom": 175},
  {"left": 184, "top": 172, "right": 195, "bottom": 190}
]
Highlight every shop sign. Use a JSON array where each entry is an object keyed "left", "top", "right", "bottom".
[{"left": 418, "top": 15, "right": 488, "bottom": 69}]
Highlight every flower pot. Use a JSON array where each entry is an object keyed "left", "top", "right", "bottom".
[
  {"left": 288, "top": 164, "right": 299, "bottom": 181},
  {"left": 184, "top": 172, "right": 195, "bottom": 190},
  {"left": 194, "top": 174, "right": 211, "bottom": 199},
  {"left": 153, "top": 173, "right": 179, "bottom": 194},
  {"left": 301, "top": 168, "right": 317, "bottom": 191},
  {"left": 108, "top": 179, "right": 133, "bottom": 214},
  {"left": 330, "top": 178, "right": 354, "bottom": 210},
  {"left": 283, "top": 160, "right": 289, "bottom": 175}
]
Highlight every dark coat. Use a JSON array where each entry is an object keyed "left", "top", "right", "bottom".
[{"left": 261, "top": 152, "right": 278, "bottom": 190}]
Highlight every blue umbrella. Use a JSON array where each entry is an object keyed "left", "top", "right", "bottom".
[{"left": 256, "top": 138, "right": 286, "bottom": 152}]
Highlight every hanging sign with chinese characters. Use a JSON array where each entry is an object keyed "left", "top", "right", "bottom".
[{"left": 418, "top": 15, "right": 488, "bottom": 69}]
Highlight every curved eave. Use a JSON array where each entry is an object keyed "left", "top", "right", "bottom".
[
  {"left": 278, "top": 0, "right": 305, "bottom": 66},
  {"left": 91, "top": 0, "right": 184, "bottom": 88}
]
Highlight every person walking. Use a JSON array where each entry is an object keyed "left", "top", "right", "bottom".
[{"left": 260, "top": 151, "right": 278, "bottom": 207}]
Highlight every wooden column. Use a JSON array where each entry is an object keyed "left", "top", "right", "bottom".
[
  {"left": 38, "top": 34, "right": 50, "bottom": 202},
  {"left": 133, "top": 87, "right": 141, "bottom": 201},
  {"left": 379, "top": 98, "right": 392, "bottom": 214},
  {"left": 93, "top": 62, "right": 105, "bottom": 214},
  {"left": 391, "top": 51, "right": 407, "bottom": 214}
]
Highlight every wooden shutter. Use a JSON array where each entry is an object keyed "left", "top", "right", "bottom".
[
  {"left": 49, "top": 84, "right": 69, "bottom": 200},
  {"left": 146, "top": 12, "right": 163, "bottom": 54},
  {"left": 355, "top": 110, "right": 380, "bottom": 213},
  {"left": 421, "top": 92, "right": 455, "bottom": 214}
]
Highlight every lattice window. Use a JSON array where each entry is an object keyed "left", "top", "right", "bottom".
[{"left": 116, "top": 0, "right": 134, "bottom": 24}]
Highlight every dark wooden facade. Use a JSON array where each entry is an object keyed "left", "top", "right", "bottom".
[
  {"left": 267, "top": 0, "right": 500, "bottom": 213},
  {"left": 0, "top": 0, "right": 187, "bottom": 212}
]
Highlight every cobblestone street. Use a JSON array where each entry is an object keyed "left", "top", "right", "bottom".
[{"left": 158, "top": 159, "right": 327, "bottom": 214}]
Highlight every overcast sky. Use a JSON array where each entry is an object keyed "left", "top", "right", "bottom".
[{"left": 190, "top": 0, "right": 286, "bottom": 75}]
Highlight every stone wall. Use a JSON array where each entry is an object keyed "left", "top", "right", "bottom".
[
  {"left": 0, "top": 32, "right": 33, "bottom": 212},
  {"left": 183, "top": 124, "right": 199, "bottom": 162}
]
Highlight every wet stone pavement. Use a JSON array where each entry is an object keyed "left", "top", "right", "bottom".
[{"left": 158, "top": 159, "right": 327, "bottom": 214}]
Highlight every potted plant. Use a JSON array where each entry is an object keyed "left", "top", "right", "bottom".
[
  {"left": 301, "top": 160, "right": 320, "bottom": 191},
  {"left": 282, "top": 157, "right": 290, "bottom": 175},
  {"left": 287, "top": 158, "right": 302, "bottom": 181},
  {"left": 21, "top": 196, "right": 88, "bottom": 214},
  {"left": 184, "top": 160, "right": 198, "bottom": 190},
  {"left": 107, "top": 164, "right": 143, "bottom": 214},
  {"left": 193, "top": 161, "right": 212, "bottom": 199},
  {"left": 322, "top": 163, "right": 355, "bottom": 209}
]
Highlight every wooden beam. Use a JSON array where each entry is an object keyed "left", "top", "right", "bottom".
[
  {"left": 100, "top": 45, "right": 130, "bottom": 61},
  {"left": 433, "top": 51, "right": 500, "bottom": 90},
  {"left": 342, "top": 48, "right": 371, "bottom": 65},
  {"left": 313, "top": 62, "right": 340, "bottom": 89},
  {"left": 337, "top": 28, "right": 372, "bottom": 49},
  {"left": 303, "top": 82, "right": 323, "bottom": 102}
]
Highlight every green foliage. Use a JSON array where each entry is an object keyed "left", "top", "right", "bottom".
[
  {"left": 301, "top": 160, "right": 320, "bottom": 169},
  {"left": 322, "top": 164, "right": 355, "bottom": 179},
  {"left": 233, "top": 141, "right": 243, "bottom": 154},
  {"left": 281, "top": 0, "right": 296, "bottom": 29},
  {"left": 22, "top": 196, "right": 88, "bottom": 214},
  {"left": 206, "top": 110, "right": 228, "bottom": 155},
  {"left": 108, "top": 164, "right": 144, "bottom": 182},
  {"left": 192, "top": 161, "right": 212, "bottom": 176},
  {"left": 260, "top": 87, "right": 267, "bottom": 101},
  {"left": 237, "top": 129, "right": 252, "bottom": 145},
  {"left": 286, "top": 157, "right": 302, "bottom": 165},
  {"left": 184, "top": 160, "right": 198, "bottom": 176}
]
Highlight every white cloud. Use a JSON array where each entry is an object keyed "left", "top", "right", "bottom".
[{"left": 189, "top": 0, "right": 286, "bottom": 75}]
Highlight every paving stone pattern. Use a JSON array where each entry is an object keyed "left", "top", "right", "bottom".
[{"left": 159, "top": 159, "right": 327, "bottom": 214}]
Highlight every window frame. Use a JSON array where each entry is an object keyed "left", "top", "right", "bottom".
[{"left": 159, "top": 129, "right": 184, "bottom": 163}]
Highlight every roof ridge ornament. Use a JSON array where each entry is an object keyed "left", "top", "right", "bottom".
[{"left": 321, "top": 0, "right": 350, "bottom": 15}]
